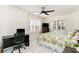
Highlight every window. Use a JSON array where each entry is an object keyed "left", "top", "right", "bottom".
[
  {"left": 50, "top": 20, "right": 66, "bottom": 32},
  {"left": 30, "top": 19, "right": 41, "bottom": 32}
]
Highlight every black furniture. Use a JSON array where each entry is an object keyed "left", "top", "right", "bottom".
[
  {"left": 42, "top": 23, "right": 49, "bottom": 33},
  {"left": 2, "top": 34, "right": 29, "bottom": 53},
  {"left": 17, "top": 29, "right": 25, "bottom": 33},
  {"left": 11, "top": 33, "right": 26, "bottom": 53},
  {"left": 63, "top": 46, "right": 78, "bottom": 53}
]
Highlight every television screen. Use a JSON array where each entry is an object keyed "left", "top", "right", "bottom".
[
  {"left": 42, "top": 23, "right": 49, "bottom": 27},
  {"left": 17, "top": 29, "right": 25, "bottom": 33}
]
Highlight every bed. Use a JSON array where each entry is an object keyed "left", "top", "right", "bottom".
[{"left": 37, "top": 31, "right": 77, "bottom": 53}]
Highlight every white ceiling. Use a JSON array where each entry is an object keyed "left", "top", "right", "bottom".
[{"left": 14, "top": 5, "right": 78, "bottom": 17}]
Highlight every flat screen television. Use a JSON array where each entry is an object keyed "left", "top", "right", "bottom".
[
  {"left": 42, "top": 23, "right": 49, "bottom": 27},
  {"left": 17, "top": 29, "right": 25, "bottom": 33}
]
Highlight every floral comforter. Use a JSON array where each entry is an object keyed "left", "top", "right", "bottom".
[
  {"left": 38, "top": 31, "right": 78, "bottom": 49},
  {"left": 38, "top": 32, "right": 66, "bottom": 48}
]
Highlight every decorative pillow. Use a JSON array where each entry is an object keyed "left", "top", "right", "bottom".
[
  {"left": 73, "top": 32, "right": 79, "bottom": 40},
  {"left": 65, "top": 31, "right": 75, "bottom": 39},
  {"left": 64, "top": 31, "right": 77, "bottom": 47}
]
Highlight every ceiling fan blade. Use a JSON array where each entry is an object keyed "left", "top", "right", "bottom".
[
  {"left": 46, "top": 10, "right": 55, "bottom": 12},
  {"left": 44, "top": 12, "right": 49, "bottom": 15},
  {"left": 40, "top": 12, "right": 49, "bottom": 15}
]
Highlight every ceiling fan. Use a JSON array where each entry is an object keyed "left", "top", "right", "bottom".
[{"left": 40, "top": 7, "right": 55, "bottom": 15}]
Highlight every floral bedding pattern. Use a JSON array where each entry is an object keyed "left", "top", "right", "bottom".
[
  {"left": 38, "top": 31, "right": 78, "bottom": 48},
  {"left": 64, "top": 31, "right": 78, "bottom": 47},
  {"left": 38, "top": 32, "right": 66, "bottom": 48}
]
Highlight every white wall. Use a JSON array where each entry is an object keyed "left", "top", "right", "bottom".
[
  {"left": 0, "top": 6, "right": 29, "bottom": 47},
  {"left": 0, "top": 6, "right": 30, "bottom": 35},
  {"left": 70, "top": 10, "right": 79, "bottom": 30}
]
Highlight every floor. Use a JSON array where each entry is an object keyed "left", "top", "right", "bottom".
[{"left": 3, "top": 32, "right": 55, "bottom": 53}]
